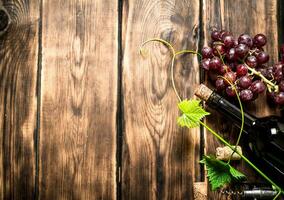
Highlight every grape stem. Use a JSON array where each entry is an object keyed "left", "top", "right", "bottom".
[
  {"left": 217, "top": 76, "right": 244, "bottom": 164},
  {"left": 139, "top": 38, "right": 201, "bottom": 102},
  {"left": 244, "top": 63, "right": 279, "bottom": 92},
  {"left": 139, "top": 38, "right": 181, "bottom": 101}
]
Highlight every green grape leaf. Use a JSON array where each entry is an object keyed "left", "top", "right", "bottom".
[
  {"left": 177, "top": 99, "right": 210, "bottom": 128},
  {"left": 229, "top": 165, "right": 246, "bottom": 181},
  {"left": 200, "top": 155, "right": 246, "bottom": 191}
]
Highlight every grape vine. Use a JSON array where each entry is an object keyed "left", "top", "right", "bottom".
[{"left": 140, "top": 36, "right": 283, "bottom": 199}]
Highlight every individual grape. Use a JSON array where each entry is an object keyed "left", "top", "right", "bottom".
[
  {"left": 273, "top": 63, "right": 283, "bottom": 72},
  {"left": 211, "top": 30, "right": 220, "bottom": 41},
  {"left": 257, "top": 68, "right": 269, "bottom": 78},
  {"left": 240, "top": 89, "right": 253, "bottom": 101},
  {"left": 220, "top": 30, "right": 231, "bottom": 39},
  {"left": 225, "top": 48, "right": 238, "bottom": 61},
  {"left": 258, "top": 66, "right": 273, "bottom": 79},
  {"left": 222, "top": 35, "right": 234, "bottom": 48},
  {"left": 213, "top": 44, "right": 226, "bottom": 56},
  {"left": 226, "top": 86, "right": 237, "bottom": 97},
  {"left": 250, "top": 80, "right": 266, "bottom": 94},
  {"left": 201, "top": 58, "right": 210, "bottom": 71},
  {"left": 219, "top": 64, "right": 231, "bottom": 75},
  {"left": 215, "top": 78, "right": 226, "bottom": 91},
  {"left": 275, "top": 92, "right": 284, "bottom": 105},
  {"left": 201, "top": 47, "right": 213, "bottom": 58},
  {"left": 256, "top": 51, "right": 269, "bottom": 64},
  {"left": 209, "top": 57, "right": 222, "bottom": 71},
  {"left": 235, "top": 43, "right": 249, "bottom": 58},
  {"left": 279, "top": 81, "right": 284, "bottom": 92},
  {"left": 253, "top": 34, "right": 267, "bottom": 47},
  {"left": 273, "top": 64, "right": 283, "bottom": 83},
  {"left": 238, "top": 76, "right": 252, "bottom": 89},
  {"left": 223, "top": 71, "right": 236, "bottom": 85},
  {"left": 273, "top": 69, "right": 283, "bottom": 83},
  {"left": 246, "top": 56, "right": 257, "bottom": 68},
  {"left": 238, "top": 34, "right": 253, "bottom": 47},
  {"left": 236, "top": 64, "right": 248, "bottom": 77}
]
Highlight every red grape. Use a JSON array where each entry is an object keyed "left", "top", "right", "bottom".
[
  {"left": 226, "top": 86, "right": 237, "bottom": 97},
  {"left": 246, "top": 56, "right": 257, "bottom": 68},
  {"left": 253, "top": 34, "right": 267, "bottom": 47},
  {"left": 238, "top": 76, "right": 252, "bottom": 89},
  {"left": 219, "top": 65, "right": 231, "bottom": 75},
  {"left": 224, "top": 71, "right": 237, "bottom": 85},
  {"left": 250, "top": 80, "right": 266, "bottom": 94},
  {"left": 240, "top": 89, "right": 253, "bottom": 101},
  {"left": 275, "top": 92, "right": 284, "bottom": 105},
  {"left": 211, "top": 30, "right": 220, "bottom": 41},
  {"left": 256, "top": 51, "right": 269, "bottom": 64},
  {"left": 223, "top": 35, "right": 234, "bottom": 48},
  {"left": 215, "top": 78, "right": 226, "bottom": 91},
  {"left": 279, "top": 81, "right": 284, "bottom": 92},
  {"left": 226, "top": 48, "right": 238, "bottom": 61},
  {"left": 201, "top": 47, "right": 213, "bottom": 58},
  {"left": 236, "top": 64, "right": 248, "bottom": 77},
  {"left": 209, "top": 57, "right": 222, "bottom": 71},
  {"left": 274, "top": 69, "right": 283, "bottom": 83},
  {"left": 220, "top": 30, "right": 231, "bottom": 39},
  {"left": 213, "top": 44, "right": 226, "bottom": 56},
  {"left": 235, "top": 43, "right": 249, "bottom": 58},
  {"left": 273, "top": 63, "right": 283, "bottom": 72},
  {"left": 238, "top": 34, "right": 253, "bottom": 48},
  {"left": 201, "top": 58, "right": 210, "bottom": 71},
  {"left": 258, "top": 66, "right": 273, "bottom": 80}
]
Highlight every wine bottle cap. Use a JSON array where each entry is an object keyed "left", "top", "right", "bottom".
[{"left": 195, "top": 84, "right": 213, "bottom": 101}]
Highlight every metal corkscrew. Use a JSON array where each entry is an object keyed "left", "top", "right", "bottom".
[
  {"left": 241, "top": 188, "right": 278, "bottom": 199},
  {"left": 220, "top": 183, "right": 279, "bottom": 199}
]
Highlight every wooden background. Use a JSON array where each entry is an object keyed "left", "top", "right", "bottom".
[{"left": 0, "top": 0, "right": 283, "bottom": 199}]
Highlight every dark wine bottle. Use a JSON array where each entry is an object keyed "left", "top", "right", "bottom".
[{"left": 195, "top": 84, "right": 284, "bottom": 188}]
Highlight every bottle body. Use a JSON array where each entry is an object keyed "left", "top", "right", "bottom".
[{"left": 195, "top": 84, "right": 284, "bottom": 187}]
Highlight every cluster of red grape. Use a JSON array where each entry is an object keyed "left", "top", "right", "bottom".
[{"left": 200, "top": 29, "right": 284, "bottom": 106}]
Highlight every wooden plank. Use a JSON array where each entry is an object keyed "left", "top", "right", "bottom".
[
  {"left": 122, "top": 0, "right": 201, "bottom": 199},
  {"left": 39, "top": 0, "right": 117, "bottom": 199},
  {"left": 201, "top": 0, "right": 280, "bottom": 199},
  {"left": 0, "top": 0, "right": 39, "bottom": 199}
]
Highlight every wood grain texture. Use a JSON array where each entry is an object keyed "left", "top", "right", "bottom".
[
  {"left": 39, "top": 0, "right": 117, "bottom": 199},
  {"left": 0, "top": 0, "right": 39, "bottom": 199},
  {"left": 201, "top": 0, "right": 280, "bottom": 199},
  {"left": 122, "top": 0, "right": 201, "bottom": 199}
]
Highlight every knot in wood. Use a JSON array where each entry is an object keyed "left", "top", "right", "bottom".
[{"left": 0, "top": 6, "right": 10, "bottom": 35}]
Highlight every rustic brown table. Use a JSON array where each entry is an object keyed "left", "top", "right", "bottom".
[{"left": 0, "top": 0, "right": 283, "bottom": 199}]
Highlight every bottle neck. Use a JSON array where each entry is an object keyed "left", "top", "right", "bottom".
[{"left": 207, "top": 92, "right": 257, "bottom": 131}]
